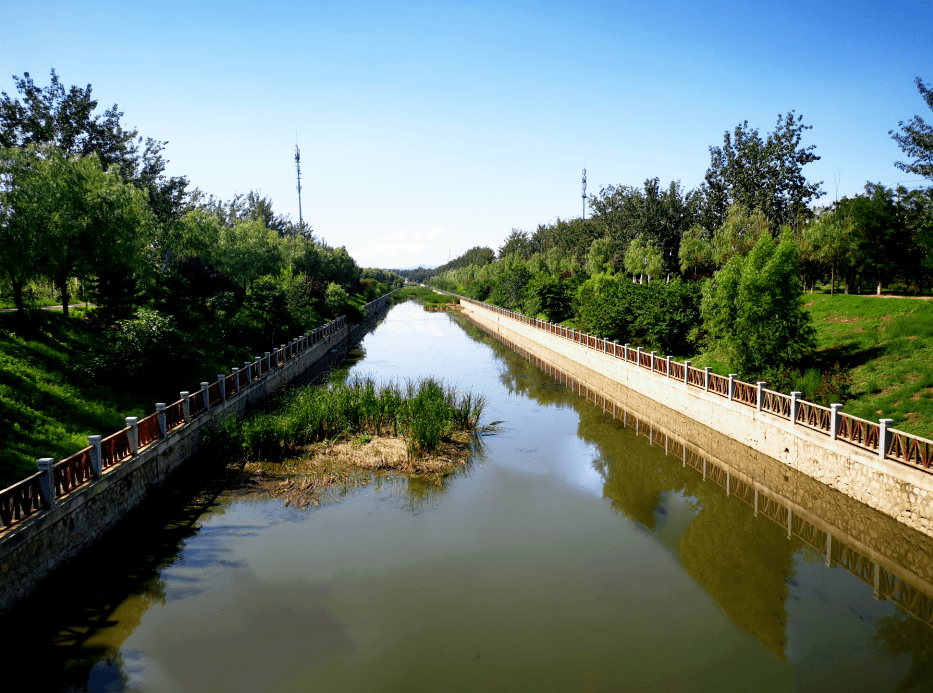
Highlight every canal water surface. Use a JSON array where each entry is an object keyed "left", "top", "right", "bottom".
[{"left": 5, "top": 299, "right": 933, "bottom": 692}]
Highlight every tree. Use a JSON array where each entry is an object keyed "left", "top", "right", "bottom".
[
  {"left": 701, "top": 230, "right": 815, "bottom": 375},
  {"left": 890, "top": 76, "right": 933, "bottom": 181},
  {"left": 838, "top": 184, "right": 905, "bottom": 294},
  {"left": 800, "top": 209, "right": 853, "bottom": 294},
  {"left": 623, "top": 235, "right": 663, "bottom": 283},
  {"left": 0, "top": 146, "right": 152, "bottom": 317},
  {"left": 1, "top": 70, "right": 189, "bottom": 223},
  {"left": 678, "top": 224, "right": 713, "bottom": 275},
  {"left": 704, "top": 112, "right": 823, "bottom": 230},
  {"left": 710, "top": 205, "right": 770, "bottom": 267}
]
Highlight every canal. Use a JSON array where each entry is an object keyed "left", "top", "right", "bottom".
[{"left": 4, "top": 299, "right": 933, "bottom": 692}]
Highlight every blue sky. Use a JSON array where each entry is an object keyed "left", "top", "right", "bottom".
[{"left": 3, "top": 0, "right": 932, "bottom": 268}]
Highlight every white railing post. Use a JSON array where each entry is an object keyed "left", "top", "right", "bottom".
[
  {"left": 757, "top": 382, "right": 767, "bottom": 411},
  {"left": 650, "top": 351, "right": 658, "bottom": 372},
  {"left": 704, "top": 367, "right": 712, "bottom": 392},
  {"left": 200, "top": 382, "right": 210, "bottom": 411},
  {"left": 217, "top": 375, "right": 226, "bottom": 401},
  {"left": 243, "top": 361, "right": 253, "bottom": 388},
  {"left": 830, "top": 404, "right": 843, "bottom": 440},
  {"left": 790, "top": 392, "right": 803, "bottom": 424},
  {"left": 88, "top": 436, "right": 102, "bottom": 478},
  {"left": 683, "top": 360, "right": 691, "bottom": 385},
  {"left": 156, "top": 404, "right": 167, "bottom": 437},
  {"left": 624, "top": 343, "right": 630, "bottom": 361},
  {"left": 37, "top": 458, "right": 55, "bottom": 507},
  {"left": 125, "top": 417, "right": 139, "bottom": 454},
  {"left": 180, "top": 392, "right": 190, "bottom": 423},
  {"left": 879, "top": 418, "right": 894, "bottom": 458},
  {"left": 666, "top": 356, "right": 672, "bottom": 377},
  {"left": 728, "top": 374, "right": 737, "bottom": 401},
  {"left": 255, "top": 356, "right": 262, "bottom": 378},
  {"left": 637, "top": 347, "right": 644, "bottom": 367}
]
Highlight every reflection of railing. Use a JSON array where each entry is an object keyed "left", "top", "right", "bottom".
[
  {"left": 482, "top": 323, "right": 933, "bottom": 628},
  {"left": 0, "top": 313, "right": 351, "bottom": 533}
]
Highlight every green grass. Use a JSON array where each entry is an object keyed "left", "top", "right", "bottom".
[
  {"left": 799, "top": 294, "right": 933, "bottom": 439},
  {"left": 0, "top": 290, "right": 379, "bottom": 489},
  {"left": 208, "top": 376, "right": 486, "bottom": 460}
]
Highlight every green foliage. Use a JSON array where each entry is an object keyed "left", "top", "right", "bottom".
[
  {"left": 678, "top": 224, "right": 713, "bottom": 275},
  {"left": 210, "top": 376, "right": 486, "bottom": 461},
  {"left": 701, "top": 230, "right": 815, "bottom": 375},
  {"left": 0, "top": 146, "right": 153, "bottom": 316},
  {"left": 890, "top": 76, "right": 933, "bottom": 181},
  {"left": 710, "top": 205, "right": 769, "bottom": 267},
  {"left": 88, "top": 308, "right": 184, "bottom": 382},
  {"left": 324, "top": 282, "right": 350, "bottom": 317},
  {"left": 704, "top": 111, "right": 823, "bottom": 230},
  {"left": 523, "top": 274, "right": 574, "bottom": 322},
  {"left": 623, "top": 235, "right": 664, "bottom": 281}
]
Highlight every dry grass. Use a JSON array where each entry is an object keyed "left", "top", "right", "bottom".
[{"left": 224, "top": 432, "right": 475, "bottom": 508}]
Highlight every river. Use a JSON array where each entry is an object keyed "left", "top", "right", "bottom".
[{"left": 3, "top": 299, "right": 932, "bottom": 692}]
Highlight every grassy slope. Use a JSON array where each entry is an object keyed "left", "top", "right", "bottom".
[
  {"left": 803, "top": 294, "right": 933, "bottom": 439},
  {"left": 0, "top": 299, "right": 359, "bottom": 489}
]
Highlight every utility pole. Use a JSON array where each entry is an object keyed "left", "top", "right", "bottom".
[
  {"left": 581, "top": 168, "right": 587, "bottom": 221},
  {"left": 294, "top": 141, "right": 303, "bottom": 225}
]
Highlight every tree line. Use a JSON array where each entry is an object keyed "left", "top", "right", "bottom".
[
  {"left": 0, "top": 69, "right": 403, "bottom": 383},
  {"left": 427, "top": 77, "right": 933, "bottom": 390}
]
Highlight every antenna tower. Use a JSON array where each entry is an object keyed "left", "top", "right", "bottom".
[
  {"left": 294, "top": 141, "right": 303, "bottom": 225},
  {"left": 581, "top": 168, "right": 587, "bottom": 221}
]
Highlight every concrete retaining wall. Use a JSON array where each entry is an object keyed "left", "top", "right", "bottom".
[{"left": 460, "top": 300, "right": 933, "bottom": 538}]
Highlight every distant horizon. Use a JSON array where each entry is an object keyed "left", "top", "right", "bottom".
[{"left": 4, "top": 0, "right": 932, "bottom": 269}]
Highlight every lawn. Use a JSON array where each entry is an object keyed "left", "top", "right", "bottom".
[{"left": 802, "top": 294, "right": 933, "bottom": 439}]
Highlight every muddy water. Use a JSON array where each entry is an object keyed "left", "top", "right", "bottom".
[{"left": 4, "top": 300, "right": 933, "bottom": 692}]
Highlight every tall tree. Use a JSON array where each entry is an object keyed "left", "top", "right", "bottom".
[
  {"left": 1, "top": 69, "right": 189, "bottom": 222},
  {"left": 890, "top": 76, "right": 933, "bottom": 181},
  {"left": 0, "top": 146, "right": 153, "bottom": 317},
  {"left": 704, "top": 111, "right": 823, "bottom": 230},
  {"left": 701, "top": 230, "right": 815, "bottom": 375}
]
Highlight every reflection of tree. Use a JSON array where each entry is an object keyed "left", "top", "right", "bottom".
[
  {"left": 459, "top": 314, "right": 802, "bottom": 657},
  {"left": 678, "top": 493, "right": 793, "bottom": 658},
  {"left": 874, "top": 610, "right": 933, "bottom": 691}
]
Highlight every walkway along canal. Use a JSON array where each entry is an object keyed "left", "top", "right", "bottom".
[
  {"left": 459, "top": 297, "right": 933, "bottom": 538},
  {"left": 0, "top": 299, "right": 931, "bottom": 691}
]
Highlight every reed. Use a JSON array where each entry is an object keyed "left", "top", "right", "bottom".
[{"left": 211, "top": 376, "right": 486, "bottom": 460}]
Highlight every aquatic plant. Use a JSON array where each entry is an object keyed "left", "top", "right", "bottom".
[{"left": 210, "top": 376, "right": 486, "bottom": 460}]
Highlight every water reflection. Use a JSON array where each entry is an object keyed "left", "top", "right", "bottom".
[
  {"left": 3, "top": 301, "right": 933, "bottom": 691},
  {"left": 459, "top": 313, "right": 933, "bottom": 665}
]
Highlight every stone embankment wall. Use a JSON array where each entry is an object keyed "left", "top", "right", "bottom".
[
  {"left": 0, "top": 292, "right": 396, "bottom": 615},
  {"left": 460, "top": 300, "right": 933, "bottom": 538},
  {"left": 481, "top": 325, "right": 933, "bottom": 599}
]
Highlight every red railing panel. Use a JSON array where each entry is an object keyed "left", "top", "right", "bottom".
[
  {"left": 837, "top": 414, "right": 880, "bottom": 453},
  {"left": 686, "top": 366, "right": 705, "bottom": 388},
  {"left": 0, "top": 472, "right": 45, "bottom": 529},
  {"left": 100, "top": 428, "right": 132, "bottom": 470},
  {"left": 137, "top": 413, "right": 162, "bottom": 448},
  {"left": 188, "top": 391, "right": 206, "bottom": 417},
  {"left": 209, "top": 381, "right": 222, "bottom": 406},
  {"left": 709, "top": 373, "right": 729, "bottom": 398},
  {"left": 733, "top": 380, "right": 757, "bottom": 406},
  {"left": 887, "top": 429, "right": 933, "bottom": 469},
  {"left": 796, "top": 401, "right": 831, "bottom": 434},
  {"left": 225, "top": 373, "right": 238, "bottom": 396},
  {"left": 53, "top": 447, "right": 94, "bottom": 497},
  {"left": 670, "top": 362, "right": 685, "bottom": 380},
  {"left": 761, "top": 390, "right": 791, "bottom": 419},
  {"left": 165, "top": 399, "right": 186, "bottom": 431}
]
